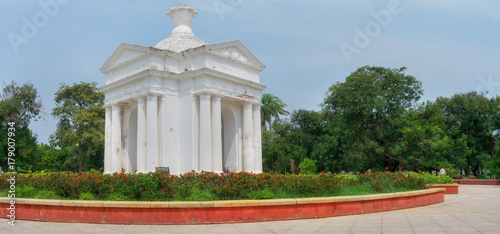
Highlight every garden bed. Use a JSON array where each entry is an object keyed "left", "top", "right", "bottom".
[
  {"left": 0, "top": 188, "right": 445, "bottom": 224},
  {"left": 0, "top": 171, "right": 433, "bottom": 202}
]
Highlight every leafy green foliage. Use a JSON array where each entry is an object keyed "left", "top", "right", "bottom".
[
  {"left": 357, "top": 172, "right": 426, "bottom": 190},
  {"left": 50, "top": 82, "right": 104, "bottom": 172},
  {"left": 0, "top": 81, "right": 42, "bottom": 171},
  {"left": 247, "top": 188, "right": 275, "bottom": 199},
  {"left": 408, "top": 171, "right": 453, "bottom": 184},
  {"left": 261, "top": 93, "right": 289, "bottom": 130},
  {"left": 186, "top": 189, "right": 217, "bottom": 201},
  {"left": 370, "top": 177, "right": 392, "bottom": 193},
  {"left": 262, "top": 120, "right": 308, "bottom": 173},
  {"left": 79, "top": 192, "right": 95, "bottom": 200},
  {"left": 438, "top": 92, "right": 500, "bottom": 176},
  {"left": 106, "top": 192, "right": 128, "bottom": 201},
  {"left": 299, "top": 158, "right": 317, "bottom": 175},
  {"left": 322, "top": 66, "right": 424, "bottom": 172},
  {"left": 37, "top": 144, "right": 68, "bottom": 172}
]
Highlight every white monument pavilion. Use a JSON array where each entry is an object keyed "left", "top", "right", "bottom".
[{"left": 100, "top": 4, "right": 266, "bottom": 175}]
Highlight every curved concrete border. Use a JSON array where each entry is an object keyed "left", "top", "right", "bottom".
[
  {"left": 427, "top": 184, "right": 458, "bottom": 194},
  {"left": 0, "top": 188, "right": 445, "bottom": 225}
]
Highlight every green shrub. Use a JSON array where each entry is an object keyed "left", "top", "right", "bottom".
[
  {"left": 247, "top": 188, "right": 275, "bottom": 199},
  {"left": 34, "top": 190, "right": 59, "bottom": 199},
  {"left": 410, "top": 171, "right": 453, "bottom": 184},
  {"left": 17, "top": 186, "right": 37, "bottom": 198},
  {"left": 299, "top": 158, "right": 317, "bottom": 175},
  {"left": 358, "top": 172, "right": 426, "bottom": 190},
  {"left": 79, "top": 192, "right": 95, "bottom": 200},
  {"left": 370, "top": 177, "right": 388, "bottom": 193},
  {"left": 86, "top": 168, "right": 103, "bottom": 175},
  {"left": 173, "top": 184, "right": 190, "bottom": 201},
  {"left": 186, "top": 189, "right": 217, "bottom": 201},
  {"left": 107, "top": 192, "right": 128, "bottom": 201}
]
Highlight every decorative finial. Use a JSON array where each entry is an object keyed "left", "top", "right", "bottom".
[{"left": 167, "top": 4, "right": 198, "bottom": 36}]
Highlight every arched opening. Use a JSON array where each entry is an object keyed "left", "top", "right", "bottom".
[
  {"left": 221, "top": 104, "right": 238, "bottom": 172},
  {"left": 127, "top": 108, "right": 138, "bottom": 173}
]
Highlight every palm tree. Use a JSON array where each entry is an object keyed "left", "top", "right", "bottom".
[{"left": 261, "top": 93, "right": 289, "bottom": 130}]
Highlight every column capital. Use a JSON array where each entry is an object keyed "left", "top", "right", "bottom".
[
  {"left": 107, "top": 102, "right": 128, "bottom": 110},
  {"left": 147, "top": 94, "right": 158, "bottom": 101},
  {"left": 242, "top": 101, "right": 254, "bottom": 108},
  {"left": 199, "top": 93, "right": 211, "bottom": 100},
  {"left": 238, "top": 100, "right": 259, "bottom": 106}
]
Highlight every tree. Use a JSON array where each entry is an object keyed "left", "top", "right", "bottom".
[
  {"left": 388, "top": 102, "right": 453, "bottom": 171},
  {"left": 437, "top": 92, "right": 500, "bottom": 175},
  {"left": 50, "top": 82, "right": 105, "bottom": 172},
  {"left": 321, "top": 66, "right": 424, "bottom": 171},
  {"left": 261, "top": 120, "right": 307, "bottom": 173},
  {"left": 0, "top": 81, "right": 42, "bottom": 171},
  {"left": 37, "top": 143, "right": 68, "bottom": 172},
  {"left": 261, "top": 93, "right": 289, "bottom": 130}
]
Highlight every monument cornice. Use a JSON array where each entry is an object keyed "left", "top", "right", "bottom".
[
  {"left": 100, "top": 67, "right": 266, "bottom": 94},
  {"left": 101, "top": 41, "right": 265, "bottom": 75}
]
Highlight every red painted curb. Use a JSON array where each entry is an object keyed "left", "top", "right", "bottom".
[
  {"left": 428, "top": 185, "right": 458, "bottom": 194},
  {"left": 1, "top": 190, "right": 444, "bottom": 225},
  {"left": 454, "top": 180, "right": 499, "bottom": 185}
]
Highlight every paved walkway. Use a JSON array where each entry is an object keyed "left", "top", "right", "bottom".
[{"left": 1, "top": 185, "right": 500, "bottom": 234}]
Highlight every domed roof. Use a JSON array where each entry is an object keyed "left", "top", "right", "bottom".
[
  {"left": 154, "top": 4, "right": 207, "bottom": 52},
  {"left": 154, "top": 35, "right": 207, "bottom": 52}
]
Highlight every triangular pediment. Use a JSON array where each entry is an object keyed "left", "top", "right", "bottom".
[
  {"left": 100, "top": 43, "right": 150, "bottom": 73},
  {"left": 206, "top": 40, "right": 266, "bottom": 71}
]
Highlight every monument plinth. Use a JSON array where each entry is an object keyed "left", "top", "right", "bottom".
[{"left": 100, "top": 4, "right": 266, "bottom": 175}]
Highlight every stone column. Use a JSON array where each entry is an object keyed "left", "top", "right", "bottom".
[
  {"left": 158, "top": 95, "right": 165, "bottom": 167},
  {"left": 146, "top": 95, "right": 158, "bottom": 172},
  {"left": 211, "top": 96, "right": 222, "bottom": 173},
  {"left": 164, "top": 94, "right": 179, "bottom": 174},
  {"left": 136, "top": 97, "right": 147, "bottom": 173},
  {"left": 199, "top": 94, "right": 212, "bottom": 171},
  {"left": 253, "top": 105, "right": 262, "bottom": 173},
  {"left": 111, "top": 105, "right": 122, "bottom": 173},
  {"left": 243, "top": 102, "right": 254, "bottom": 172},
  {"left": 104, "top": 107, "right": 112, "bottom": 174}
]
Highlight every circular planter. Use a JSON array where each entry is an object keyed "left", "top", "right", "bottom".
[{"left": 0, "top": 188, "right": 445, "bottom": 225}]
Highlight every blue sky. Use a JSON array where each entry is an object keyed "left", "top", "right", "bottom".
[{"left": 1, "top": 0, "right": 500, "bottom": 144}]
